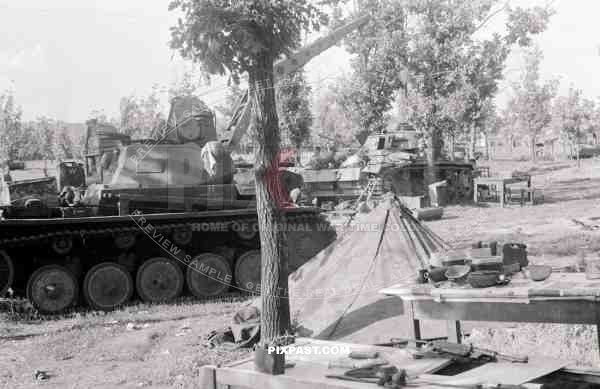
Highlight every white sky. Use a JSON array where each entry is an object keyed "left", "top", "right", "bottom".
[{"left": 0, "top": 0, "right": 598, "bottom": 122}]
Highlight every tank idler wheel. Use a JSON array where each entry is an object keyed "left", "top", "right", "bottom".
[
  {"left": 84, "top": 263, "right": 133, "bottom": 311},
  {"left": 51, "top": 236, "right": 73, "bottom": 256},
  {"left": 26, "top": 265, "right": 78, "bottom": 314},
  {"left": 186, "top": 253, "right": 232, "bottom": 297},
  {"left": 233, "top": 221, "right": 258, "bottom": 241},
  {"left": 114, "top": 232, "right": 136, "bottom": 250},
  {"left": 234, "top": 250, "right": 261, "bottom": 294},
  {"left": 0, "top": 250, "right": 14, "bottom": 297},
  {"left": 136, "top": 257, "right": 184, "bottom": 303},
  {"left": 172, "top": 227, "right": 193, "bottom": 246}
]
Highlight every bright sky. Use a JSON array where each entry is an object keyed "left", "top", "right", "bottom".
[{"left": 0, "top": 0, "right": 598, "bottom": 122}]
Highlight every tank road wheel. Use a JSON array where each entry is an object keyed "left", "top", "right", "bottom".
[
  {"left": 114, "top": 232, "right": 136, "bottom": 250},
  {"left": 172, "top": 227, "right": 193, "bottom": 246},
  {"left": 234, "top": 250, "right": 261, "bottom": 294},
  {"left": 186, "top": 253, "right": 232, "bottom": 297},
  {"left": 0, "top": 251, "right": 14, "bottom": 297},
  {"left": 51, "top": 236, "right": 73, "bottom": 256},
  {"left": 233, "top": 221, "right": 258, "bottom": 241},
  {"left": 26, "top": 265, "right": 78, "bottom": 314},
  {"left": 83, "top": 263, "right": 133, "bottom": 311},
  {"left": 136, "top": 257, "right": 184, "bottom": 303}
]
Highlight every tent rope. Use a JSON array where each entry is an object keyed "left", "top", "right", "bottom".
[{"left": 323, "top": 209, "right": 391, "bottom": 340}]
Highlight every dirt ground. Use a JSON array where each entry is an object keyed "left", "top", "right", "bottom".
[{"left": 3, "top": 158, "right": 600, "bottom": 388}]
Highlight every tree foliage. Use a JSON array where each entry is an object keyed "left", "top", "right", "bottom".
[
  {"left": 506, "top": 46, "right": 557, "bottom": 160},
  {"left": 0, "top": 90, "right": 83, "bottom": 163},
  {"left": 313, "top": 83, "right": 355, "bottom": 146},
  {"left": 276, "top": 71, "right": 313, "bottom": 148},
  {"left": 120, "top": 85, "right": 166, "bottom": 139},
  {"left": 334, "top": 0, "right": 408, "bottom": 136}
]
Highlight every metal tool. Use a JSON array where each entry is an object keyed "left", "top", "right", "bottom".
[{"left": 388, "top": 339, "right": 528, "bottom": 363}]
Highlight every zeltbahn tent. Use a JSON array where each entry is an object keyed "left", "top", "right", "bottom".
[
  {"left": 206, "top": 196, "right": 455, "bottom": 348},
  {"left": 288, "top": 196, "right": 452, "bottom": 344}
]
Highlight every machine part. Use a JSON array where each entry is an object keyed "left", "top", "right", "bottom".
[
  {"left": 114, "top": 232, "right": 136, "bottom": 250},
  {"left": 136, "top": 257, "right": 184, "bottom": 303},
  {"left": 234, "top": 250, "right": 261, "bottom": 292},
  {"left": 51, "top": 236, "right": 73, "bottom": 256},
  {"left": 172, "top": 227, "right": 193, "bottom": 246},
  {"left": 187, "top": 253, "right": 232, "bottom": 297},
  {"left": 0, "top": 250, "right": 14, "bottom": 297},
  {"left": 83, "top": 262, "right": 134, "bottom": 311},
  {"left": 233, "top": 221, "right": 258, "bottom": 241},
  {"left": 26, "top": 265, "right": 78, "bottom": 314}
]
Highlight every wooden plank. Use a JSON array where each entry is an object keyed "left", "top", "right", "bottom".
[
  {"left": 552, "top": 366, "right": 600, "bottom": 385},
  {"left": 214, "top": 362, "right": 370, "bottom": 389},
  {"left": 451, "top": 357, "right": 569, "bottom": 385},
  {"left": 382, "top": 273, "right": 600, "bottom": 302},
  {"left": 286, "top": 339, "right": 452, "bottom": 376},
  {"left": 199, "top": 365, "right": 217, "bottom": 389},
  {"left": 410, "top": 299, "right": 600, "bottom": 324}
]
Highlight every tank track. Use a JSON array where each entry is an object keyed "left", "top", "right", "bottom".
[{"left": 0, "top": 208, "right": 335, "bottom": 314}]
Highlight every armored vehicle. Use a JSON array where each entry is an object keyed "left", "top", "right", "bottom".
[{"left": 0, "top": 16, "right": 371, "bottom": 313}]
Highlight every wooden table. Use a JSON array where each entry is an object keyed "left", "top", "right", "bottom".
[
  {"left": 199, "top": 338, "right": 454, "bottom": 389},
  {"left": 199, "top": 337, "right": 600, "bottom": 388},
  {"left": 380, "top": 273, "right": 600, "bottom": 353},
  {"left": 473, "top": 177, "right": 529, "bottom": 207}
]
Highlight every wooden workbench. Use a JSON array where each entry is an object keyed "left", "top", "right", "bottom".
[
  {"left": 380, "top": 273, "right": 600, "bottom": 350},
  {"left": 199, "top": 337, "right": 600, "bottom": 388}
]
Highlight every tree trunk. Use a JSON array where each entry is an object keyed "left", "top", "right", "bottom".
[
  {"left": 425, "top": 127, "right": 441, "bottom": 187},
  {"left": 469, "top": 125, "right": 477, "bottom": 160},
  {"left": 577, "top": 129, "right": 581, "bottom": 168},
  {"left": 530, "top": 135, "right": 536, "bottom": 161},
  {"left": 249, "top": 56, "right": 291, "bottom": 345}
]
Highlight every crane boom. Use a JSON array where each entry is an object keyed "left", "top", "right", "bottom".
[{"left": 225, "top": 14, "right": 370, "bottom": 149}]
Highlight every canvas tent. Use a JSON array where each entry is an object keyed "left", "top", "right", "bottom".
[{"left": 288, "top": 198, "right": 450, "bottom": 344}]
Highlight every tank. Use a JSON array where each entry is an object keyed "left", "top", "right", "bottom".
[
  {"left": 0, "top": 96, "right": 335, "bottom": 314},
  {"left": 299, "top": 123, "right": 474, "bottom": 205},
  {"left": 0, "top": 15, "right": 373, "bottom": 313}
]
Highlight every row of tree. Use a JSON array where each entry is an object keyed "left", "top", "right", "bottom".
[
  {"left": 500, "top": 46, "right": 600, "bottom": 163},
  {"left": 0, "top": 70, "right": 314, "bottom": 167},
  {"left": 0, "top": 91, "right": 82, "bottom": 164}
]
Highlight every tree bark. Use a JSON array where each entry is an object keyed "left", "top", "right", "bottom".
[
  {"left": 249, "top": 56, "right": 292, "bottom": 346},
  {"left": 469, "top": 124, "right": 477, "bottom": 160},
  {"left": 530, "top": 134, "right": 536, "bottom": 161},
  {"left": 425, "top": 126, "right": 441, "bottom": 187}
]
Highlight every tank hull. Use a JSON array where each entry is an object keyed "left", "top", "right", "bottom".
[{"left": 0, "top": 206, "right": 335, "bottom": 313}]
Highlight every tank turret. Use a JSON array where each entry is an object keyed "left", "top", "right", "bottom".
[{"left": 154, "top": 96, "right": 217, "bottom": 147}]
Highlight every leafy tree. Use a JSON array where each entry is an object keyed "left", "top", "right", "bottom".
[
  {"left": 402, "top": 1, "right": 553, "bottom": 182},
  {"left": 0, "top": 90, "right": 25, "bottom": 163},
  {"left": 335, "top": 0, "right": 552, "bottom": 184},
  {"left": 313, "top": 84, "right": 355, "bottom": 146},
  {"left": 334, "top": 0, "right": 408, "bottom": 138},
  {"left": 276, "top": 70, "right": 313, "bottom": 149},
  {"left": 120, "top": 85, "right": 166, "bottom": 139},
  {"left": 169, "top": 0, "right": 331, "bottom": 341},
  {"left": 215, "top": 83, "right": 245, "bottom": 121},
  {"left": 506, "top": 46, "right": 557, "bottom": 161},
  {"left": 551, "top": 88, "right": 598, "bottom": 164}
]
